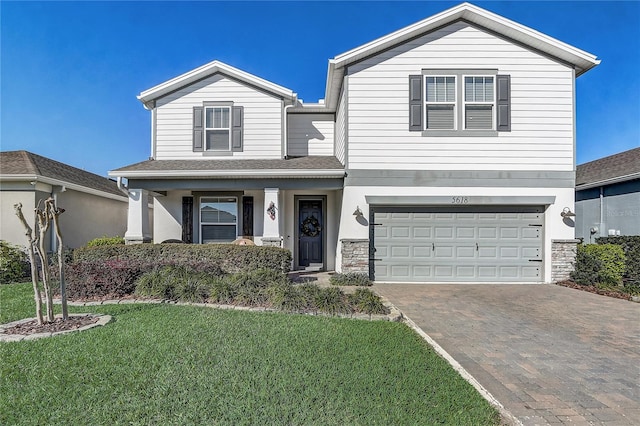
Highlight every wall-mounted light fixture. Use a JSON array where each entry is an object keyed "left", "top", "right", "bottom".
[
  {"left": 352, "top": 206, "right": 363, "bottom": 217},
  {"left": 560, "top": 207, "right": 576, "bottom": 218}
]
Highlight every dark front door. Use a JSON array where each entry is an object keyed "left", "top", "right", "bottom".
[{"left": 298, "top": 199, "right": 323, "bottom": 267}]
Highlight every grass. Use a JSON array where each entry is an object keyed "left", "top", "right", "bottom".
[{"left": 1, "top": 283, "right": 499, "bottom": 425}]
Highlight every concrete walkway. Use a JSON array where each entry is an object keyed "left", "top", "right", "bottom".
[{"left": 374, "top": 284, "right": 640, "bottom": 426}]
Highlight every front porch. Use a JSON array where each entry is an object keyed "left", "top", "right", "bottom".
[{"left": 123, "top": 183, "right": 342, "bottom": 272}]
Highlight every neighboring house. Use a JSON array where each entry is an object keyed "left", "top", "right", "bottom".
[
  {"left": 110, "top": 2, "right": 600, "bottom": 283},
  {"left": 575, "top": 148, "right": 640, "bottom": 242},
  {"left": 0, "top": 151, "right": 128, "bottom": 250}
]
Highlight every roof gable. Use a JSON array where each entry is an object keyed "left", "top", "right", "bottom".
[
  {"left": 324, "top": 2, "right": 600, "bottom": 109},
  {"left": 576, "top": 148, "right": 640, "bottom": 189},
  {"left": 138, "top": 60, "right": 297, "bottom": 107},
  {"left": 0, "top": 150, "right": 125, "bottom": 198}
]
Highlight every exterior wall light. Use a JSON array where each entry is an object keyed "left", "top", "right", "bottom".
[
  {"left": 560, "top": 207, "right": 576, "bottom": 218},
  {"left": 353, "top": 206, "right": 363, "bottom": 217}
]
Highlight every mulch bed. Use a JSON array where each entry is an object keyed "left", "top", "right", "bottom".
[
  {"left": 1, "top": 315, "right": 100, "bottom": 336},
  {"left": 555, "top": 280, "right": 634, "bottom": 301}
]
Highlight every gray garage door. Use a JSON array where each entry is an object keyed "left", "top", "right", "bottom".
[{"left": 371, "top": 206, "right": 543, "bottom": 282}]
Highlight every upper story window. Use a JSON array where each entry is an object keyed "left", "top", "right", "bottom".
[
  {"left": 205, "top": 106, "right": 231, "bottom": 150},
  {"left": 425, "top": 76, "right": 456, "bottom": 130},
  {"left": 410, "top": 70, "right": 510, "bottom": 136},
  {"left": 193, "top": 103, "right": 244, "bottom": 154},
  {"left": 464, "top": 76, "right": 494, "bottom": 130}
]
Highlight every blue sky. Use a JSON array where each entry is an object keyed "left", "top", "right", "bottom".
[{"left": 1, "top": 1, "right": 638, "bottom": 177}]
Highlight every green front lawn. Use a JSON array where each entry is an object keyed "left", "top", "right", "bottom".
[{"left": 1, "top": 283, "right": 499, "bottom": 425}]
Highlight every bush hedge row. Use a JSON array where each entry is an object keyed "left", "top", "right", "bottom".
[
  {"left": 133, "top": 267, "right": 388, "bottom": 316},
  {"left": 571, "top": 244, "right": 626, "bottom": 287},
  {"left": 0, "top": 240, "right": 29, "bottom": 284},
  {"left": 73, "top": 244, "right": 292, "bottom": 274},
  {"left": 595, "top": 236, "right": 640, "bottom": 287}
]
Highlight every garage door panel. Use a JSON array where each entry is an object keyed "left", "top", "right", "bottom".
[
  {"left": 500, "top": 247, "right": 519, "bottom": 258},
  {"left": 456, "top": 246, "right": 475, "bottom": 258},
  {"left": 391, "top": 246, "right": 410, "bottom": 258},
  {"left": 434, "top": 265, "right": 454, "bottom": 278},
  {"left": 478, "top": 227, "right": 497, "bottom": 238},
  {"left": 478, "top": 266, "right": 499, "bottom": 279},
  {"left": 435, "top": 227, "right": 454, "bottom": 238},
  {"left": 391, "top": 226, "right": 410, "bottom": 238},
  {"left": 522, "top": 247, "right": 541, "bottom": 258},
  {"left": 522, "top": 266, "right": 541, "bottom": 278},
  {"left": 522, "top": 228, "right": 541, "bottom": 239},
  {"left": 478, "top": 247, "right": 497, "bottom": 259},
  {"left": 373, "top": 205, "right": 544, "bottom": 282},
  {"left": 456, "top": 266, "right": 475, "bottom": 278},
  {"left": 413, "top": 227, "right": 431, "bottom": 238},
  {"left": 390, "top": 265, "right": 410, "bottom": 278},
  {"left": 500, "top": 227, "right": 519, "bottom": 238},
  {"left": 434, "top": 246, "right": 454, "bottom": 258},
  {"left": 456, "top": 227, "right": 476, "bottom": 238},
  {"left": 413, "top": 246, "right": 432, "bottom": 258}
]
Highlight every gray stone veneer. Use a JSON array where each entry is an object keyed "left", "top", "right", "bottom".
[
  {"left": 551, "top": 239, "right": 580, "bottom": 283},
  {"left": 341, "top": 239, "right": 369, "bottom": 274}
]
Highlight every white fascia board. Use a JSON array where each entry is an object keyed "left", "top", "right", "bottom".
[
  {"left": 330, "top": 2, "right": 599, "bottom": 75},
  {"left": 0, "top": 175, "right": 128, "bottom": 202},
  {"left": 137, "top": 60, "right": 297, "bottom": 104},
  {"left": 108, "top": 169, "right": 346, "bottom": 179},
  {"left": 576, "top": 172, "right": 640, "bottom": 191}
]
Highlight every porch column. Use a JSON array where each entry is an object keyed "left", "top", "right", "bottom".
[
  {"left": 125, "top": 189, "right": 151, "bottom": 244},
  {"left": 261, "top": 187, "right": 282, "bottom": 247}
]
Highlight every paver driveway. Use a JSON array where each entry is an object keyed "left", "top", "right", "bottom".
[{"left": 374, "top": 284, "right": 640, "bottom": 426}]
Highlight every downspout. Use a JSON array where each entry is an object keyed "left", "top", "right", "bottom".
[
  {"left": 283, "top": 95, "right": 298, "bottom": 159},
  {"left": 117, "top": 177, "right": 129, "bottom": 195},
  {"left": 599, "top": 186, "right": 605, "bottom": 238}
]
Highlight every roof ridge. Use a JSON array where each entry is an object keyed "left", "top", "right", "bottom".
[{"left": 22, "top": 151, "right": 42, "bottom": 175}]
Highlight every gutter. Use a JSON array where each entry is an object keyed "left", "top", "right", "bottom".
[
  {"left": 0, "top": 175, "right": 128, "bottom": 202},
  {"left": 108, "top": 169, "right": 346, "bottom": 179},
  {"left": 576, "top": 172, "right": 640, "bottom": 191}
]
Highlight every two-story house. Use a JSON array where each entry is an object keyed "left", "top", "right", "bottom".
[{"left": 110, "top": 3, "right": 599, "bottom": 283}]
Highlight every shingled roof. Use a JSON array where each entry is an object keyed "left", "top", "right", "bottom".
[
  {"left": 576, "top": 147, "right": 640, "bottom": 189},
  {"left": 0, "top": 150, "right": 125, "bottom": 198},
  {"left": 110, "top": 156, "right": 345, "bottom": 178}
]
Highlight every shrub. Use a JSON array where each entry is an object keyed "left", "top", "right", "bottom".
[
  {"left": 207, "top": 276, "right": 236, "bottom": 304},
  {"left": 86, "top": 236, "right": 125, "bottom": 247},
  {"left": 596, "top": 236, "right": 640, "bottom": 290},
  {"left": 329, "top": 272, "right": 372, "bottom": 287},
  {"left": 314, "top": 287, "right": 351, "bottom": 316},
  {"left": 571, "top": 244, "right": 625, "bottom": 287},
  {"left": 349, "top": 288, "right": 388, "bottom": 316},
  {"left": 65, "top": 259, "right": 147, "bottom": 299},
  {"left": 0, "top": 241, "right": 29, "bottom": 284},
  {"left": 268, "top": 282, "right": 307, "bottom": 312},
  {"left": 74, "top": 244, "right": 292, "bottom": 274}
]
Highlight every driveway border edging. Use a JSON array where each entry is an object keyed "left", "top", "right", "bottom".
[{"left": 401, "top": 312, "right": 522, "bottom": 426}]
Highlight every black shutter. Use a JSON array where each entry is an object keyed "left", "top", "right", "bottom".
[
  {"left": 409, "top": 75, "right": 423, "bottom": 131},
  {"left": 181, "top": 196, "right": 193, "bottom": 243},
  {"left": 193, "top": 107, "right": 204, "bottom": 151},
  {"left": 231, "top": 106, "right": 243, "bottom": 152},
  {"left": 496, "top": 75, "right": 511, "bottom": 132},
  {"left": 242, "top": 196, "right": 254, "bottom": 237}
]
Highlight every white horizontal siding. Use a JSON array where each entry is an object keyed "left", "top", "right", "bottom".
[
  {"left": 335, "top": 85, "right": 347, "bottom": 164},
  {"left": 347, "top": 21, "right": 575, "bottom": 171},
  {"left": 155, "top": 74, "right": 283, "bottom": 160},
  {"left": 287, "top": 114, "right": 334, "bottom": 157}
]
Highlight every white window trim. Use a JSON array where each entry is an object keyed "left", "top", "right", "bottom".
[
  {"left": 199, "top": 196, "right": 238, "bottom": 244},
  {"left": 462, "top": 75, "right": 496, "bottom": 131},
  {"left": 424, "top": 75, "right": 457, "bottom": 131},
  {"left": 204, "top": 106, "right": 232, "bottom": 151}
]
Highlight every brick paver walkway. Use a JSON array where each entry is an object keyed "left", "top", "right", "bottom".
[{"left": 374, "top": 284, "right": 640, "bottom": 426}]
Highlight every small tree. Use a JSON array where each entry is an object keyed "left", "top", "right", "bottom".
[{"left": 14, "top": 198, "right": 68, "bottom": 324}]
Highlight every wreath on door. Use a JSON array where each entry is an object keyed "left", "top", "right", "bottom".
[{"left": 301, "top": 215, "right": 322, "bottom": 237}]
